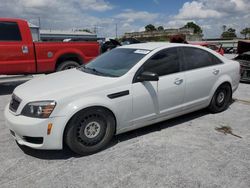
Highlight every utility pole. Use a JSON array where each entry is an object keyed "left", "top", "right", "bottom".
[
  {"left": 93, "top": 25, "right": 98, "bottom": 35},
  {"left": 38, "top": 17, "right": 41, "bottom": 41},
  {"left": 38, "top": 17, "right": 41, "bottom": 28},
  {"left": 115, "top": 23, "right": 118, "bottom": 39}
]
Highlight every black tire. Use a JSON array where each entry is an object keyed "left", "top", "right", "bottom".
[
  {"left": 56, "top": 61, "right": 79, "bottom": 71},
  {"left": 64, "top": 107, "right": 116, "bottom": 155},
  {"left": 208, "top": 83, "right": 232, "bottom": 113}
]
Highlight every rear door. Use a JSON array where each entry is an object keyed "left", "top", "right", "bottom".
[
  {"left": 180, "top": 47, "right": 224, "bottom": 109},
  {"left": 0, "top": 21, "right": 36, "bottom": 75}
]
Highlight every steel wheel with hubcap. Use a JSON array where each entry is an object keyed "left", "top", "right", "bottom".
[
  {"left": 64, "top": 107, "right": 115, "bottom": 155},
  {"left": 208, "top": 83, "right": 232, "bottom": 113}
]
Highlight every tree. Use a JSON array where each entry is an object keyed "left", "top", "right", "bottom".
[
  {"left": 221, "top": 28, "right": 237, "bottom": 39},
  {"left": 157, "top": 26, "right": 164, "bottom": 31},
  {"left": 76, "top": 29, "right": 92, "bottom": 33},
  {"left": 222, "top": 25, "right": 227, "bottom": 32},
  {"left": 228, "top": 28, "right": 236, "bottom": 33},
  {"left": 240, "top": 28, "right": 250, "bottom": 39},
  {"left": 145, "top": 24, "right": 156, "bottom": 32},
  {"left": 182, "top": 22, "right": 202, "bottom": 34}
]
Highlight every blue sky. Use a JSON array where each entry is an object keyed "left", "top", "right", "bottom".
[
  {"left": 106, "top": 0, "right": 187, "bottom": 15},
  {"left": 0, "top": 0, "right": 249, "bottom": 38}
]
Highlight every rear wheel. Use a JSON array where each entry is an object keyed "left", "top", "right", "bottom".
[
  {"left": 64, "top": 107, "right": 115, "bottom": 155},
  {"left": 56, "top": 61, "right": 79, "bottom": 71},
  {"left": 208, "top": 83, "right": 232, "bottom": 113}
]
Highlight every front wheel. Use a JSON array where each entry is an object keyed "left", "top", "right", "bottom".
[
  {"left": 56, "top": 61, "right": 79, "bottom": 71},
  {"left": 64, "top": 107, "right": 116, "bottom": 155},
  {"left": 208, "top": 83, "right": 232, "bottom": 113}
]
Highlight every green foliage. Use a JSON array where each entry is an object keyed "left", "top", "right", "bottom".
[
  {"left": 157, "top": 26, "right": 164, "bottom": 31},
  {"left": 76, "top": 29, "right": 92, "bottom": 33},
  {"left": 182, "top": 22, "right": 202, "bottom": 34},
  {"left": 222, "top": 25, "right": 227, "bottom": 32},
  {"left": 145, "top": 24, "right": 156, "bottom": 32},
  {"left": 228, "top": 28, "right": 236, "bottom": 33},
  {"left": 240, "top": 28, "right": 250, "bottom": 39},
  {"left": 221, "top": 28, "right": 237, "bottom": 39}
]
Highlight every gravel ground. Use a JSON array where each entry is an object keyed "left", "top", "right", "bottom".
[{"left": 0, "top": 81, "right": 249, "bottom": 188}]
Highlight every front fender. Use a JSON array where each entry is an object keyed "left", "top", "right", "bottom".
[
  {"left": 60, "top": 97, "right": 117, "bottom": 121},
  {"left": 54, "top": 92, "right": 132, "bottom": 141}
]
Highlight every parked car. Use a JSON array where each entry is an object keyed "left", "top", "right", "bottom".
[
  {"left": 223, "top": 47, "right": 237, "bottom": 54},
  {"left": 5, "top": 43, "right": 240, "bottom": 155},
  {"left": 101, "top": 38, "right": 141, "bottom": 53},
  {"left": 121, "top": 37, "right": 141, "bottom": 45},
  {"left": 234, "top": 51, "right": 250, "bottom": 82},
  {"left": 0, "top": 18, "right": 100, "bottom": 75},
  {"left": 101, "top": 39, "right": 121, "bottom": 53},
  {"left": 190, "top": 42, "right": 224, "bottom": 56}
]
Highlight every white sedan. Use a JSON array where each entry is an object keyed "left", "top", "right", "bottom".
[{"left": 5, "top": 43, "right": 240, "bottom": 155}]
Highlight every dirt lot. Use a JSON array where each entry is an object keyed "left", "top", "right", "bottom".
[{"left": 0, "top": 80, "right": 249, "bottom": 188}]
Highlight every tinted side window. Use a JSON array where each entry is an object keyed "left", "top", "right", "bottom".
[
  {"left": 143, "top": 48, "right": 180, "bottom": 76},
  {"left": 0, "top": 22, "right": 22, "bottom": 41},
  {"left": 182, "top": 47, "right": 221, "bottom": 71},
  {"left": 211, "top": 54, "right": 223, "bottom": 65}
]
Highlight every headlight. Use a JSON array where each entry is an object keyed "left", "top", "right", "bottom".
[{"left": 21, "top": 101, "right": 56, "bottom": 118}]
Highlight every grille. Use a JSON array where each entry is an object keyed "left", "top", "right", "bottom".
[
  {"left": 23, "top": 136, "right": 43, "bottom": 144},
  {"left": 9, "top": 94, "right": 21, "bottom": 112}
]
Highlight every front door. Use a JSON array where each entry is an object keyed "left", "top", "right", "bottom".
[{"left": 131, "top": 47, "right": 185, "bottom": 126}]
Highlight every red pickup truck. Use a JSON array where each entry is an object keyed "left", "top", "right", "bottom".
[{"left": 0, "top": 18, "right": 100, "bottom": 75}]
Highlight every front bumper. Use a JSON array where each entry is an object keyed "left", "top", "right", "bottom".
[{"left": 4, "top": 105, "right": 67, "bottom": 150}]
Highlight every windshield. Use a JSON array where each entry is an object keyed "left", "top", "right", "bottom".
[{"left": 81, "top": 48, "right": 149, "bottom": 77}]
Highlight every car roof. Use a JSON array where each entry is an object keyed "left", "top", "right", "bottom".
[
  {"left": 189, "top": 42, "right": 217, "bottom": 46},
  {"left": 119, "top": 42, "right": 192, "bottom": 51}
]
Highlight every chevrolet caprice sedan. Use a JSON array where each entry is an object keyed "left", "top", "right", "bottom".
[{"left": 5, "top": 43, "right": 240, "bottom": 155}]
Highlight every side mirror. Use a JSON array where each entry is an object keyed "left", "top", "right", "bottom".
[{"left": 136, "top": 71, "right": 159, "bottom": 82}]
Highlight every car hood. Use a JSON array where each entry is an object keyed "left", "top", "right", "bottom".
[{"left": 14, "top": 69, "right": 117, "bottom": 101}]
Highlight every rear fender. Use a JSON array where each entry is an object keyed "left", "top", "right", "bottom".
[
  {"left": 54, "top": 48, "right": 86, "bottom": 65},
  {"left": 209, "top": 75, "right": 233, "bottom": 102}
]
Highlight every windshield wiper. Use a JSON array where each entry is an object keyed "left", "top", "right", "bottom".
[{"left": 81, "top": 66, "right": 117, "bottom": 77}]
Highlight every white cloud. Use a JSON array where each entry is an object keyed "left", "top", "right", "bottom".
[
  {"left": 77, "top": 0, "right": 113, "bottom": 11},
  {"left": 153, "top": 0, "right": 159, "bottom": 5},
  {"left": 0, "top": 0, "right": 249, "bottom": 38},
  {"left": 19, "top": 0, "right": 113, "bottom": 12},
  {"left": 115, "top": 10, "right": 159, "bottom": 23},
  {"left": 165, "top": 0, "right": 250, "bottom": 38},
  {"left": 175, "top": 1, "right": 223, "bottom": 20},
  {"left": 200, "top": 0, "right": 250, "bottom": 13},
  {"left": 21, "top": 0, "right": 51, "bottom": 8},
  {"left": 0, "top": 0, "right": 116, "bottom": 37}
]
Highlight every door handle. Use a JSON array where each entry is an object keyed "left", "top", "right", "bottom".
[
  {"left": 174, "top": 78, "right": 183, "bottom": 85},
  {"left": 22, "top": 45, "right": 29, "bottom": 54},
  {"left": 213, "top": 69, "right": 220, "bottom": 75}
]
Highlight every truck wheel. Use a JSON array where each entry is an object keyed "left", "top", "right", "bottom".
[
  {"left": 64, "top": 107, "right": 116, "bottom": 155},
  {"left": 208, "top": 83, "right": 232, "bottom": 113},
  {"left": 56, "top": 61, "right": 80, "bottom": 71}
]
